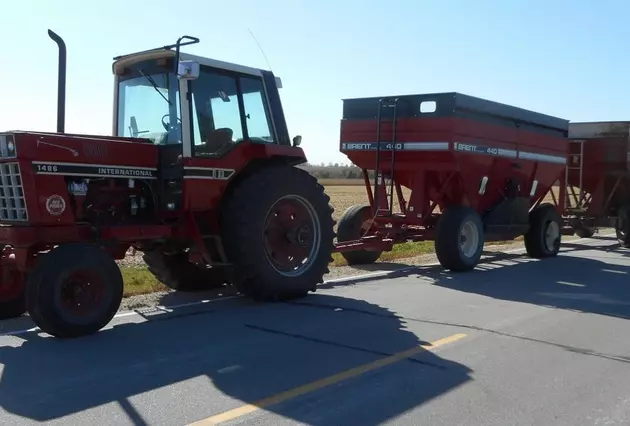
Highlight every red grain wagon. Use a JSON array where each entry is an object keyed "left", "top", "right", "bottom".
[
  {"left": 563, "top": 121, "right": 630, "bottom": 245},
  {"left": 333, "top": 92, "right": 570, "bottom": 271}
]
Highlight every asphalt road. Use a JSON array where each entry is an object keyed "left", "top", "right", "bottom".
[{"left": 2, "top": 234, "right": 630, "bottom": 425}]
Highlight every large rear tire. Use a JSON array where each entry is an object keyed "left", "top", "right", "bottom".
[
  {"left": 337, "top": 204, "right": 382, "bottom": 265},
  {"left": 220, "top": 164, "right": 335, "bottom": 301},
  {"left": 142, "top": 250, "right": 229, "bottom": 292},
  {"left": 435, "top": 206, "right": 485, "bottom": 272},
  {"left": 524, "top": 203, "right": 562, "bottom": 258},
  {"left": 25, "top": 243, "right": 124, "bottom": 338}
]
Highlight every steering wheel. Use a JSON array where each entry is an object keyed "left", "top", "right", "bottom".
[{"left": 161, "top": 114, "right": 182, "bottom": 132}]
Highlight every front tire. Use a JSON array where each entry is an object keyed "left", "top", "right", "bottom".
[
  {"left": 524, "top": 203, "right": 562, "bottom": 258},
  {"left": 435, "top": 206, "right": 485, "bottom": 272},
  {"left": 220, "top": 164, "right": 335, "bottom": 301},
  {"left": 25, "top": 243, "right": 124, "bottom": 338}
]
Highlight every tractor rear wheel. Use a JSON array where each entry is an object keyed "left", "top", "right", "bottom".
[
  {"left": 616, "top": 205, "right": 630, "bottom": 248},
  {"left": 220, "top": 164, "right": 335, "bottom": 301},
  {"left": 25, "top": 243, "right": 123, "bottom": 338},
  {"left": 0, "top": 245, "right": 26, "bottom": 320},
  {"left": 142, "top": 250, "right": 229, "bottom": 292},
  {"left": 524, "top": 203, "right": 562, "bottom": 258},
  {"left": 337, "top": 204, "right": 382, "bottom": 265},
  {"left": 435, "top": 206, "right": 485, "bottom": 272}
]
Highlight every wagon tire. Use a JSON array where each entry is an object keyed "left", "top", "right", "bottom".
[
  {"left": 615, "top": 205, "right": 630, "bottom": 248},
  {"left": 25, "top": 243, "right": 123, "bottom": 338},
  {"left": 574, "top": 226, "right": 595, "bottom": 239},
  {"left": 220, "top": 164, "right": 335, "bottom": 302},
  {"left": 337, "top": 204, "right": 382, "bottom": 265},
  {"left": 142, "top": 250, "right": 229, "bottom": 292},
  {"left": 435, "top": 206, "right": 485, "bottom": 272},
  {"left": 524, "top": 203, "right": 562, "bottom": 258}
]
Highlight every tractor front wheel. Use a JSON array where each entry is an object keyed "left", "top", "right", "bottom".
[
  {"left": 435, "top": 206, "right": 485, "bottom": 272},
  {"left": 25, "top": 243, "right": 124, "bottom": 338},
  {"left": 524, "top": 203, "right": 562, "bottom": 258},
  {"left": 220, "top": 164, "right": 335, "bottom": 301}
]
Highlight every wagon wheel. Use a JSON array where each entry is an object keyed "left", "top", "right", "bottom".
[
  {"left": 616, "top": 205, "right": 630, "bottom": 248},
  {"left": 524, "top": 203, "right": 562, "bottom": 258},
  {"left": 337, "top": 204, "right": 383, "bottom": 265},
  {"left": 435, "top": 206, "right": 485, "bottom": 272}
]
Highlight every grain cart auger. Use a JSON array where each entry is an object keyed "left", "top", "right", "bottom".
[
  {"left": 332, "top": 93, "right": 571, "bottom": 270},
  {"left": 0, "top": 30, "right": 335, "bottom": 338}
]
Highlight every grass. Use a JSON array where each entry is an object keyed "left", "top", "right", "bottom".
[
  {"left": 120, "top": 178, "right": 561, "bottom": 296},
  {"left": 120, "top": 266, "right": 165, "bottom": 297}
]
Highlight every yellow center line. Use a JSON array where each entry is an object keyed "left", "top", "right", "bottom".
[{"left": 188, "top": 332, "right": 467, "bottom": 425}]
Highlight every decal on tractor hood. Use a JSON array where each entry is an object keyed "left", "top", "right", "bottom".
[
  {"left": 32, "top": 161, "right": 157, "bottom": 179},
  {"left": 183, "top": 166, "right": 235, "bottom": 180},
  {"left": 45, "top": 194, "right": 66, "bottom": 216}
]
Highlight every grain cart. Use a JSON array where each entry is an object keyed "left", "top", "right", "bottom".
[
  {"left": 0, "top": 30, "right": 335, "bottom": 337},
  {"left": 333, "top": 93, "right": 570, "bottom": 270},
  {"left": 563, "top": 121, "right": 630, "bottom": 244}
]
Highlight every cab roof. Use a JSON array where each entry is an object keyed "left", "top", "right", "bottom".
[{"left": 112, "top": 49, "right": 282, "bottom": 89}]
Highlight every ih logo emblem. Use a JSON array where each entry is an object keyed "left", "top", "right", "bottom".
[{"left": 45, "top": 194, "right": 66, "bottom": 216}]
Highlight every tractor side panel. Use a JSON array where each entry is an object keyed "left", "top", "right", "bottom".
[
  {"left": 11, "top": 132, "right": 159, "bottom": 226},
  {"left": 182, "top": 141, "right": 307, "bottom": 226}
]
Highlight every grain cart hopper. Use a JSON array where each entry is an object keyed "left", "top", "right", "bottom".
[
  {"left": 0, "top": 30, "right": 335, "bottom": 337},
  {"left": 333, "top": 93, "right": 570, "bottom": 270},
  {"left": 565, "top": 121, "right": 630, "bottom": 244}
]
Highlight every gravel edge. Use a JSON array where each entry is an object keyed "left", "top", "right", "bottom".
[{"left": 117, "top": 239, "right": 538, "bottom": 312}]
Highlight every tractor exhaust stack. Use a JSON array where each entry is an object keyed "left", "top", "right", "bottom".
[{"left": 47, "top": 29, "right": 66, "bottom": 134}]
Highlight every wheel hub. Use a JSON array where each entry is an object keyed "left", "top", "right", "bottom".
[
  {"left": 459, "top": 220, "right": 480, "bottom": 258},
  {"left": 544, "top": 220, "right": 560, "bottom": 251},
  {"left": 59, "top": 269, "right": 105, "bottom": 316},
  {"left": 263, "top": 195, "right": 321, "bottom": 277}
]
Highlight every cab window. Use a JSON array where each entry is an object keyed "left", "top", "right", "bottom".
[{"left": 190, "top": 68, "right": 274, "bottom": 157}]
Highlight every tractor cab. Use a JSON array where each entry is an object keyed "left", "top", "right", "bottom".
[{"left": 111, "top": 37, "right": 295, "bottom": 159}]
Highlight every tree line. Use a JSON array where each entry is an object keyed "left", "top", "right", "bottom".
[{"left": 298, "top": 163, "right": 376, "bottom": 180}]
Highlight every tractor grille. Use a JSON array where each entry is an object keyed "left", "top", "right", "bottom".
[{"left": 0, "top": 162, "right": 27, "bottom": 222}]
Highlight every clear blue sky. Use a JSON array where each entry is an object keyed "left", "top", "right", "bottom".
[{"left": 2, "top": 0, "right": 629, "bottom": 165}]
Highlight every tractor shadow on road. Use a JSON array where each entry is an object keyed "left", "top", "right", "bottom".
[{"left": 0, "top": 294, "right": 472, "bottom": 425}]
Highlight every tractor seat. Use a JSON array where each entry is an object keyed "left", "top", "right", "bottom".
[{"left": 196, "top": 128, "right": 235, "bottom": 155}]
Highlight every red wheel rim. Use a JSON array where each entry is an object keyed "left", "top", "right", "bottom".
[
  {"left": 263, "top": 195, "right": 321, "bottom": 277},
  {"left": 58, "top": 269, "right": 106, "bottom": 316}
]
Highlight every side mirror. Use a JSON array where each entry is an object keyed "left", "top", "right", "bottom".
[
  {"left": 292, "top": 135, "right": 302, "bottom": 147},
  {"left": 177, "top": 60, "right": 200, "bottom": 80}
]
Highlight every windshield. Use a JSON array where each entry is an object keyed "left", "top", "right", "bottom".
[{"left": 116, "top": 73, "right": 181, "bottom": 144}]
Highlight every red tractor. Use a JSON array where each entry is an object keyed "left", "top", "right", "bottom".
[{"left": 0, "top": 31, "right": 336, "bottom": 337}]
